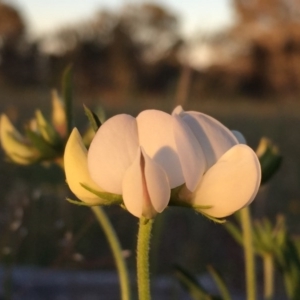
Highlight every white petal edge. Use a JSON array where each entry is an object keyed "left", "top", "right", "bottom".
[
  {"left": 191, "top": 144, "right": 261, "bottom": 218},
  {"left": 88, "top": 114, "right": 139, "bottom": 194},
  {"left": 137, "top": 109, "right": 184, "bottom": 188},
  {"left": 232, "top": 130, "right": 247, "bottom": 144},
  {"left": 142, "top": 148, "right": 170, "bottom": 214},
  {"left": 176, "top": 108, "right": 239, "bottom": 169},
  {"left": 64, "top": 128, "right": 104, "bottom": 205},
  {"left": 122, "top": 149, "right": 144, "bottom": 218},
  {"left": 172, "top": 113, "right": 206, "bottom": 192}
]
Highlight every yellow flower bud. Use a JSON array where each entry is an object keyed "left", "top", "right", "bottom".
[
  {"left": 0, "top": 114, "right": 39, "bottom": 165},
  {"left": 64, "top": 128, "right": 106, "bottom": 204},
  {"left": 51, "top": 90, "right": 66, "bottom": 137}
]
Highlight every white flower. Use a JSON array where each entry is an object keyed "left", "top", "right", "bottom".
[
  {"left": 87, "top": 110, "right": 181, "bottom": 218},
  {"left": 65, "top": 106, "right": 261, "bottom": 219},
  {"left": 173, "top": 106, "right": 261, "bottom": 218}
]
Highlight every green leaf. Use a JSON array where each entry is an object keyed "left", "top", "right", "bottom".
[
  {"left": 207, "top": 266, "right": 232, "bottom": 300},
  {"left": 62, "top": 64, "right": 73, "bottom": 136},
  {"left": 83, "top": 105, "right": 102, "bottom": 132},
  {"left": 80, "top": 183, "right": 123, "bottom": 205}
]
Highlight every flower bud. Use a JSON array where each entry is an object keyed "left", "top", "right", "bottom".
[{"left": 0, "top": 114, "right": 39, "bottom": 165}]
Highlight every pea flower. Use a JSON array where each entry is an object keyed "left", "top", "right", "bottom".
[
  {"left": 64, "top": 106, "right": 261, "bottom": 219},
  {"left": 173, "top": 106, "right": 261, "bottom": 218}
]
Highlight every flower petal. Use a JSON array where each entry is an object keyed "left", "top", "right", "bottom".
[
  {"left": 142, "top": 148, "right": 170, "bottom": 214},
  {"left": 122, "top": 149, "right": 143, "bottom": 218},
  {"left": 137, "top": 110, "right": 184, "bottom": 188},
  {"left": 51, "top": 90, "right": 66, "bottom": 137},
  {"left": 172, "top": 113, "right": 206, "bottom": 192},
  {"left": 191, "top": 144, "right": 261, "bottom": 218},
  {"left": 88, "top": 114, "right": 139, "bottom": 194},
  {"left": 64, "top": 128, "right": 104, "bottom": 204},
  {"left": 122, "top": 148, "right": 170, "bottom": 218},
  {"left": 175, "top": 107, "right": 239, "bottom": 169}
]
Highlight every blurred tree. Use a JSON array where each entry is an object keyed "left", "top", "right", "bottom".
[
  {"left": 232, "top": 0, "right": 300, "bottom": 25},
  {"left": 45, "top": 3, "right": 183, "bottom": 101},
  {"left": 120, "top": 3, "right": 181, "bottom": 62},
  {"left": 198, "top": 0, "right": 300, "bottom": 97},
  {"left": 0, "top": 1, "right": 25, "bottom": 45},
  {"left": 0, "top": 1, "right": 38, "bottom": 85}
]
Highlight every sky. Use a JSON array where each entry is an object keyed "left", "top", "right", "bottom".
[{"left": 7, "top": 0, "right": 235, "bottom": 39}]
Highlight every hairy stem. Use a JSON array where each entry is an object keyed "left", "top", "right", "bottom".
[{"left": 137, "top": 217, "right": 154, "bottom": 300}]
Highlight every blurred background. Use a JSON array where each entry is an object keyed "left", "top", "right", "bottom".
[{"left": 0, "top": 0, "right": 300, "bottom": 298}]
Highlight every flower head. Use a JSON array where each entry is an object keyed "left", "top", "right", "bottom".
[
  {"left": 65, "top": 106, "right": 261, "bottom": 219},
  {"left": 173, "top": 106, "right": 261, "bottom": 218}
]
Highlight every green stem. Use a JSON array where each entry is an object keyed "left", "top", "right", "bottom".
[
  {"left": 240, "top": 207, "right": 256, "bottom": 300},
  {"left": 56, "top": 160, "right": 131, "bottom": 300},
  {"left": 137, "top": 217, "right": 154, "bottom": 300},
  {"left": 263, "top": 254, "right": 274, "bottom": 300},
  {"left": 91, "top": 206, "right": 131, "bottom": 300}
]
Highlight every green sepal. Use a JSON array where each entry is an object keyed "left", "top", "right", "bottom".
[
  {"left": 25, "top": 129, "right": 58, "bottom": 159},
  {"left": 142, "top": 218, "right": 151, "bottom": 224},
  {"left": 169, "top": 196, "right": 225, "bottom": 223},
  {"left": 66, "top": 198, "right": 96, "bottom": 206},
  {"left": 80, "top": 183, "right": 123, "bottom": 205},
  {"left": 83, "top": 105, "right": 102, "bottom": 132},
  {"left": 199, "top": 211, "right": 226, "bottom": 224}
]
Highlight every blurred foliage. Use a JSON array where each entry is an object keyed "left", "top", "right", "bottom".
[
  {"left": 205, "top": 0, "right": 300, "bottom": 97},
  {"left": 0, "top": 2, "right": 25, "bottom": 42},
  {"left": 1, "top": 1, "right": 300, "bottom": 100}
]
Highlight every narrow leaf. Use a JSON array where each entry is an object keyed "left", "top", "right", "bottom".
[
  {"left": 207, "top": 266, "right": 232, "bottom": 300},
  {"left": 80, "top": 183, "right": 123, "bottom": 204},
  {"left": 83, "top": 105, "right": 101, "bottom": 132},
  {"left": 66, "top": 198, "right": 95, "bottom": 206}
]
